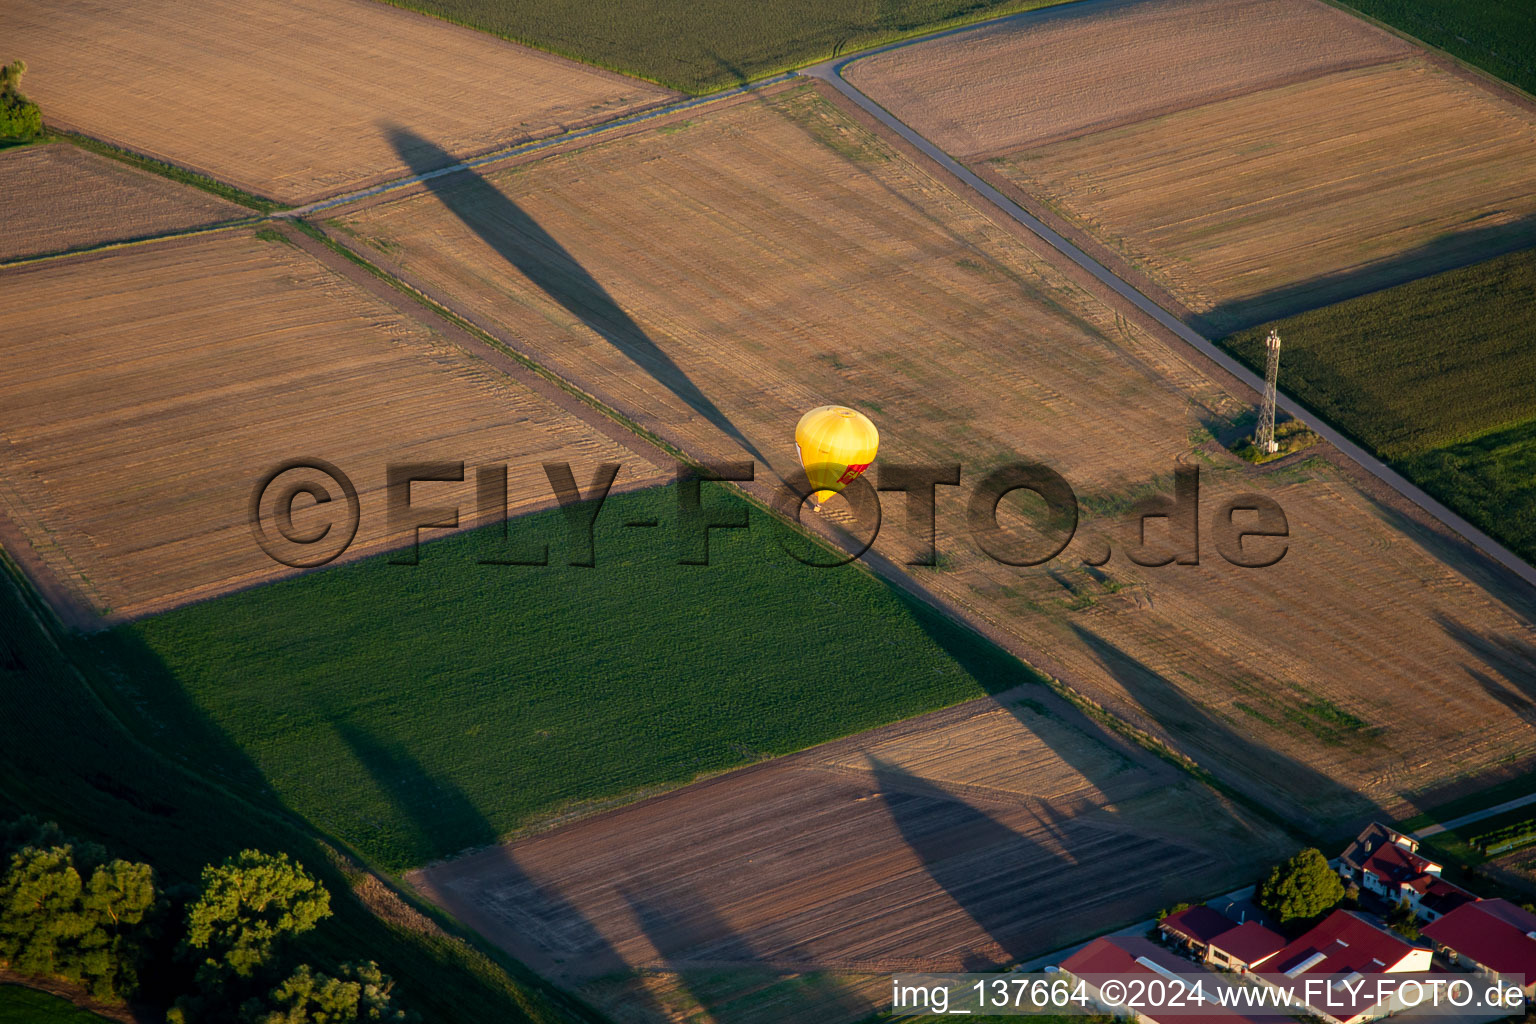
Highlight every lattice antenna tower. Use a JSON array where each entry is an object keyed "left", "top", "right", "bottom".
[{"left": 1255, "top": 328, "right": 1281, "bottom": 454}]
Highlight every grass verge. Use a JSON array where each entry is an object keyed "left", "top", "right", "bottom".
[{"left": 51, "top": 130, "right": 282, "bottom": 213}]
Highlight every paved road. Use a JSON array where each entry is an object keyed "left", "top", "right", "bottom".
[
  {"left": 1416, "top": 792, "right": 1536, "bottom": 838},
  {"left": 800, "top": 30, "right": 1536, "bottom": 592}
]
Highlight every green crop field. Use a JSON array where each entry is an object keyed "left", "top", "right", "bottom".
[
  {"left": 93, "top": 484, "right": 1036, "bottom": 872},
  {"left": 0, "top": 986, "right": 111, "bottom": 1024},
  {"left": 1222, "top": 247, "right": 1536, "bottom": 564},
  {"left": 0, "top": 563, "right": 584, "bottom": 1024},
  {"left": 1338, "top": 0, "right": 1536, "bottom": 95},
  {"left": 382, "top": 0, "right": 1072, "bottom": 92}
]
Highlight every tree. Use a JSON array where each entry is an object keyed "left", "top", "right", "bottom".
[
  {"left": 0, "top": 60, "right": 43, "bottom": 141},
  {"left": 1386, "top": 898, "right": 1420, "bottom": 941},
  {"left": 184, "top": 851, "right": 331, "bottom": 980},
  {"left": 0, "top": 841, "right": 156, "bottom": 1000},
  {"left": 242, "top": 962, "right": 414, "bottom": 1023},
  {"left": 1257, "top": 848, "right": 1344, "bottom": 926}
]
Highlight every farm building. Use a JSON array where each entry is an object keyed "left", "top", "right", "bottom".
[
  {"left": 1208, "top": 921, "right": 1289, "bottom": 974},
  {"left": 1061, "top": 936, "right": 1270, "bottom": 1024},
  {"left": 1159, "top": 905, "right": 1286, "bottom": 972},
  {"left": 1338, "top": 823, "right": 1475, "bottom": 921},
  {"left": 1421, "top": 899, "right": 1536, "bottom": 995},
  {"left": 1263, "top": 910, "right": 1432, "bottom": 1024}
]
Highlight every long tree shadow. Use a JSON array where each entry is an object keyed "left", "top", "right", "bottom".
[
  {"left": 1435, "top": 611, "right": 1536, "bottom": 725},
  {"left": 1198, "top": 213, "right": 1536, "bottom": 334},
  {"left": 3, "top": 577, "right": 593, "bottom": 1022},
  {"left": 329, "top": 718, "right": 674, "bottom": 1021},
  {"left": 869, "top": 754, "right": 1073, "bottom": 967},
  {"left": 618, "top": 883, "right": 872, "bottom": 1024},
  {"left": 1067, "top": 623, "right": 1378, "bottom": 836},
  {"left": 383, "top": 126, "right": 766, "bottom": 466}
]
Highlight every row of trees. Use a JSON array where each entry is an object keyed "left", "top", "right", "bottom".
[
  {"left": 0, "top": 817, "right": 412, "bottom": 1022},
  {"left": 0, "top": 60, "right": 42, "bottom": 141}
]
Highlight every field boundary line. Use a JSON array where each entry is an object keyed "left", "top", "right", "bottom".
[
  {"left": 279, "top": 73, "right": 798, "bottom": 221},
  {"left": 803, "top": 57, "right": 1536, "bottom": 592},
  {"left": 1314, "top": 0, "right": 1536, "bottom": 105},
  {"left": 0, "top": 216, "right": 264, "bottom": 272}
]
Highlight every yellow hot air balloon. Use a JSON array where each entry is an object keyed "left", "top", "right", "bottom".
[{"left": 795, "top": 406, "right": 879, "bottom": 509}]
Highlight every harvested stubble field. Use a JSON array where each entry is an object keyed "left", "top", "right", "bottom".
[
  {"left": 7, "top": 0, "right": 673, "bottom": 205},
  {"left": 0, "top": 142, "right": 246, "bottom": 262},
  {"left": 843, "top": 0, "right": 1411, "bottom": 157},
  {"left": 332, "top": 81, "right": 1536, "bottom": 833},
  {"left": 413, "top": 696, "right": 1290, "bottom": 1024},
  {"left": 846, "top": 0, "right": 1536, "bottom": 331},
  {"left": 0, "top": 227, "right": 663, "bottom": 622}
]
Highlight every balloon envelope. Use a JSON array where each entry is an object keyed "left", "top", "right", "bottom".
[{"left": 795, "top": 406, "right": 879, "bottom": 506}]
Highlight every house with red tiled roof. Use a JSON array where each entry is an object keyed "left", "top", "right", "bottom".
[
  {"left": 1338, "top": 823, "right": 1475, "bottom": 921},
  {"left": 1421, "top": 899, "right": 1536, "bottom": 996}
]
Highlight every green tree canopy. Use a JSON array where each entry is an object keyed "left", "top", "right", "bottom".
[
  {"left": 1257, "top": 847, "right": 1345, "bottom": 926},
  {"left": 242, "top": 961, "right": 413, "bottom": 1023},
  {"left": 0, "top": 840, "right": 157, "bottom": 1000},
  {"left": 0, "top": 60, "right": 43, "bottom": 141},
  {"left": 184, "top": 851, "right": 331, "bottom": 980}
]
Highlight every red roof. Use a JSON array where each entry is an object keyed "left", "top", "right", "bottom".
[
  {"left": 1062, "top": 937, "right": 1270, "bottom": 1024},
  {"left": 1418, "top": 878, "right": 1476, "bottom": 917},
  {"left": 1210, "top": 920, "right": 1287, "bottom": 967},
  {"left": 1270, "top": 910, "right": 1425, "bottom": 977},
  {"left": 1422, "top": 899, "right": 1536, "bottom": 978},
  {"left": 1162, "top": 904, "right": 1240, "bottom": 944},
  {"left": 1361, "top": 842, "right": 1438, "bottom": 887}
]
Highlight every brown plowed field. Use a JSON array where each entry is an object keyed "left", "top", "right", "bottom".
[
  {"left": 0, "top": 143, "right": 246, "bottom": 262},
  {"left": 412, "top": 694, "right": 1290, "bottom": 1023},
  {"left": 8, "top": 0, "right": 672, "bottom": 204},
  {"left": 842, "top": 0, "right": 1411, "bottom": 156},
  {"left": 0, "top": 228, "right": 666, "bottom": 621},
  {"left": 335, "top": 83, "right": 1536, "bottom": 833},
  {"left": 845, "top": 0, "right": 1536, "bottom": 330},
  {"left": 989, "top": 59, "right": 1536, "bottom": 327}
]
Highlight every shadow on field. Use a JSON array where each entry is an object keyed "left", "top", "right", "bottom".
[
  {"left": 618, "top": 883, "right": 873, "bottom": 1024},
  {"left": 870, "top": 754, "right": 1070, "bottom": 967},
  {"left": 382, "top": 125, "right": 766, "bottom": 466},
  {"left": 1068, "top": 623, "right": 1378, "bottom": 836},
  {"left": 1437, "top": 612, "right": 1536, "bottom": 708},
  {"left": 1358, "top": 490, "right": 1536, "bottom": 623},
  {"left": 0, "top": 583, "right": 574, "bottom": 1022},
  {"left": 1199, "top": 213, "right": 1536, "bottom": 335},
  {"left": 329, "top": 718, "right": 677, "bottom": 1021}
]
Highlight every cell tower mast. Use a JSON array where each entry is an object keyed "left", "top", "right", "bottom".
[{"left": 1255, "top": 328, "right": 1281, "bottom": 454}]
